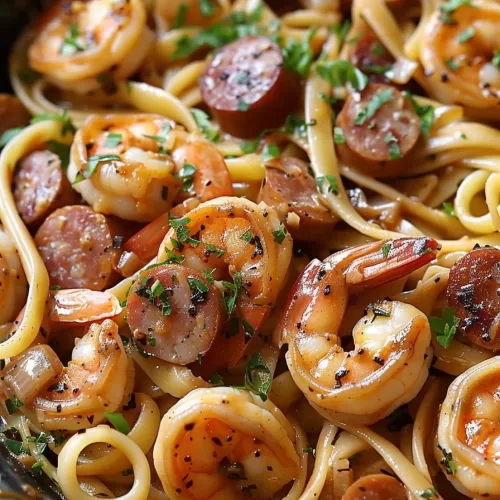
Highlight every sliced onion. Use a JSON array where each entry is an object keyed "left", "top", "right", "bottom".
[{"left": 2, "top": 345, "right": 63, "bottom": 405}]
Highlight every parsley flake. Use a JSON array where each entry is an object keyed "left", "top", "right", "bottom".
[
  {"left": 428, "top": 308, "right": 460, "bottom": 348},
  {"left": 316, "top": 175, "right": 339, "bottom": 195},
  {"left": 242, "top": 352, "right": 272, "bottom": 401},
  {"left": 104, "top": 412, "right": 130, "bottom": 435},
  {"left": 316, "top": 60, "right": 368, "bottom": 91},
  {"left": 272, "top": 223, "right": 287, "bottom": 244}
]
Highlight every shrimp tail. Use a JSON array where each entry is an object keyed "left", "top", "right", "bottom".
[{"left": 341, "top": 237, "right": 440, "bottom": 293}]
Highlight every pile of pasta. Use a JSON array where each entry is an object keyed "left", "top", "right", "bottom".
[{"left": 0, "top": 0, "right": 499, "bottom": 499}]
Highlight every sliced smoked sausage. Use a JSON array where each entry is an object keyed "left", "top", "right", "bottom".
[
  {"left": 336, "top": 83, "right": 421, "bottom": 178},
  {"left": 200, "top": 35, "right": 300, "bottom": 138},
  {"left": 447, "top": 247, "right": 500, "bottom": 350},
  {"left": 34, "top": 205, "right": 121, "bottom": 290},
  {"left": 341, "top": 474, "right": 409, "bottom": 500},
  {"left": 13, "top": 149, "right": 77, "bottom": 227},
  {"left": 126, "top": 263, "right": 224, "bottom": 365},
  {"left": 258, "top": 156, "right": 336, "bottom": 241}
]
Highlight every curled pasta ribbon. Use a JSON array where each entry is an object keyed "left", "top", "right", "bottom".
[
  {"left": 153, "top": 387, "right": 301, "bottom": 499},
  {"left": 0, "top": 122, "right": 70, "bottom": 359},
  {"left": 436, "top": 356, "right": 500, "bottom": 497},
  {"left": 57, "top": 425, "right": 151, "bottom": 500},
  {"left": 455, "top": 169, "right": 500, "bottom": 235},
  {"left": 0, "top": 228, "right": 27, "bottom": 326},
  {"left": 420, "top": 0, "right": 500, "bottom": 113},
  {"left": 76, "top": 393, "right": 160, "bottom": 476},
  {"left": 29, "top": 0, "right": 154, "bottom": 93}
]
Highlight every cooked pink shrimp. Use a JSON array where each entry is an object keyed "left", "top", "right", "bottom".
[
  {"left": 29, "top": 0, "right": 154, "bottom": 93},
  {"left": 281, "top": 237, "right": 439, "bottom": 424}
]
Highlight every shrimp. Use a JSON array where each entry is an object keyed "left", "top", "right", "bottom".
[
  {"left": 123, "top": 136, "right": 234, "bottom": 262},
  {"left": 150, "top": 197, "right": 292, "bottom": 372},
  {"left": 153, "top": 387, "right": 301, "bottom": 499},
  {"left": 0, "top": 227, "right": 28, "bottom": 326},
  {"left": 420, "top": 0, "right": 500, "bottom": 110},
  {"left": 435, "top": 356, "right": 500, "bottom": 498},
  {"left": 28, "top": 0, "right": 154, "bottom": 93},
  {"left": 281, "top": 237, "right": 439, "bottom": 425},
  {"left": 67, "top": 114, "right": 233, "bottom": 223},
  {"left": 4, "top": 320, "right": 131, "bottom": 431}
]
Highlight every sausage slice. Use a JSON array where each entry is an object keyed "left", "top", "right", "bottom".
[
  {"left": 200, "top": 35, "right": 300, "bottom": 138},
  {"left": 258, "top": 156, "right": 336, "bottom": 241},
  {"left": 13, "top": 150, "right": 77, "bottom": 227},
  {"left": 35, "top": 205, "right": 120, "bottom": 290},
  {"left": 341, "top": 474, "right": 409, "bottom": 500},
  {"left": 336, "top": 83, "right": 420, "bottom": 164},
  {"left": 447, "top": 248, "right": 500, "bottom": 350},
  {"left": 126, "top": 263, "right": 224, "bottom": 365}
]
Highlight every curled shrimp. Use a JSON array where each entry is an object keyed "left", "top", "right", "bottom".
[
  {"left": 68, "top": 114, "right": 183, "bottom": 221},
  {"left": 420, "top": 0, "right": 500, "bottom": 110},
  {"left": 68, "top": 114, "right": 233, "bottom": 223},
  {"left": 0, "top": 227, "right": 27, "bottom": 325},
  {"left": 436, "top": 356, "right": 500, "bottom": 498},
  {"left": 281, "top": 237, "right": 439, "bottom": 425},
  {"left": 153, "top": 387, "right": 301, "bottom": 499},
  {"left": 150, "top": 197, "right": 292, "bottom": 372},
  {"left": 29, "top": 0, "right": 154, "bottom": 93},
  {"left": 2, "top": 319, "right": 132, "bottom": 431}
]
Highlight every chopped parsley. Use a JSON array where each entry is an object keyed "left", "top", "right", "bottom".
[
  {"left": 329, "top": 20, "right": 351, "bottom": 45},
  {"left": 458, "top": 27, "right": 474, "bottom": 43},
  {"left": 203, "top": 268, "right": 217, "bottom": 284},
  {"left": 282, "top": 27, "right": 316, "bottom": 77},
  {"left": 437, "top": 445, "right": 457, "bottom": 475},
  {"left": 74, "top": 154, "right": 120, "bottom": 183},
  {"left": 168, "top": 214, "right": 192, "bottom": 249},
  {"left": 242, "top": 352, "right": 272, "bottom": 401},
  {"left": 143, "top": 122, "right": 171, "bottom": 154},
  {"left": 31, "top": 110, "right": 76, "bottom": 136},
  {"left": 303, "top": 447, "right": 316, "bottom": 456},
  {"left": 492, "top": 50, "right": 500, "bottom": 69},
  {"left": 0, "top": 127, "right": 23, "bottom": 148},
  {"left": 205, "top": 243, "right": 225, "bottom": 258},
  {"left": 237, "top": 99, "right": 250, "bottom": 112},
  {"left": 316, "top": 175, "right": 339, "bottom": 195},
  {"left": 371, "top": 42, "right": 385, "bottom": 56},
  {"left": 173, "top": 3, "right": 188, "bottom": 28},
  {"left": 188, "top": 278, "right": 209, "bottom": 303},
  {"left": 2, "top": 438, "right": 28, "bottom": 456},
  {"left": 438, "top": 0, "right": 471, "bottom": 24},
  {"left": 5, "top": 395, "right": 24, "bottom": 415},
  {"left": 45, "top": 140, "right": 70, "bottom": 171},
  {"left": 240, "top": 229, "right": 253, "bottom": 243},
  {"left": 200, "top": 0, "right": 217, "bottom": 16},
  {"left": 419, "top": 489, "right": 439, "bottom": 499},
  {"left": 210, "top": 372, "right": 224, "bottom": 386},
  {"left": 355, "top": 87, "right": 393, "bottom": 126},
  {"left": 177, "top": 163, "right": 197, "bottom": 191},
  {"left": 136, "top": 278, "right": 172, "bottom": 316},
  {"left": 445, "top": 57, "right": 461, "bottom": 71},
  {"left": 104, "top": 412, "right": 130, "bottom": 435},
  {"left": 272, "top": 223, "right": 287, "bottom": 244},
  {"left": 316, "top": 60, "right": 368, "bottom": 91},
  {"left": 103, "top": 133, "right": 122, "bottom": 148},
  {"left": 172, "top": 4, "right": 264, "bottom": 59},
  {"left": 164, "top": 247, "right": 185, "bottom": 264},
  {"left": 381, "top": 241, "right": 393, "bottom": 258},
  {"left": 221, "top": 272, "right": 243, "bottom": 315},
  {"left": 333, "top": 127, "right": 345, "bottom": 145},
  {"left": 384, "top": 133, "right": 401, "bottom": 160},
  {"left": 442, "top": 201, "right": 456, "bottom": 217},
  {"left": 262, "top": 143, "right": 280, "bottom": 162},
  {"left": 284, "top": 115, "right": 317, "bottom": 137},
  {"left": 403, "top": 91, "right": 435, "bottom": 137},
  {"left": 60, "top": 24, "right": 85, "bottom": 56},
  {"left": 27, "top": 433, "right": 48, "bottom": 455},
  {"left": 428, "top": 308, "right": 460, "bottom": 348},
  {"left": 191, "top": 108, "right": 219, "bottom": 142}
]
